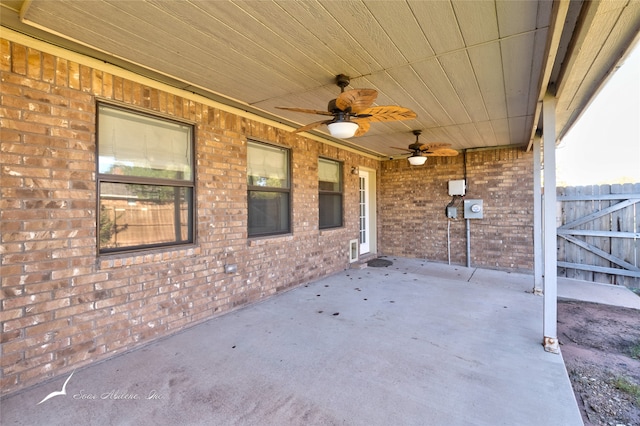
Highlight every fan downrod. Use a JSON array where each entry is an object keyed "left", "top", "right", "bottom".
[
  {"left": 329, "top": 74, "right": 352, "bottom": 112},
  {"left": 336, "top": 74, "right": 350, "bottom": 92},
  {"left": 408, "top": 130, "right": 423, "bottom": 151}
]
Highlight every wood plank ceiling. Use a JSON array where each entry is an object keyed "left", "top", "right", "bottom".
[{"left": 1, "top": 0, "right": 639, "bottom": 158}]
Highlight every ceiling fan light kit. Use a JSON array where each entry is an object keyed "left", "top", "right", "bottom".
[
  {"left": 407, "top": 154, "right": 427, "bottom": 166},
  {"left": 327, "top": 120, "right": 359, "bottom": 138}
]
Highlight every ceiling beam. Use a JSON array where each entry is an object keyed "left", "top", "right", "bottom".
[{"left": 526, "top": 0, "right": 571, "bottom": 151}]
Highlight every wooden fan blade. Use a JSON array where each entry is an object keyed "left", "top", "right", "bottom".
[
  {"left": 276, "top": 106, "right": 333, "bottom": 116},
  {"left": 293, "top": 119, "right": 333, "bottom": 133},
  {"left": 357, "top": 106, "right": 417, "bottom": 122},
  {"left": 419, "top": 142, "right": 452, "bottom": 151},
  {"left": 353, "top": 120, "right": 370, "bottom": 137},
  {"left": 424, "top": 148, "right": 459, "bottom": 156},
  {"left": 335, "top": 89, "right": 377, "bottom": 113}
]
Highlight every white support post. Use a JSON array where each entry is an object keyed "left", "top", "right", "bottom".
[
  {"left": 533, "top": 134, "right": 543, "bottom": 295},
  {"left": 542, "top": 93, "right": 559, "bottom": 354}
]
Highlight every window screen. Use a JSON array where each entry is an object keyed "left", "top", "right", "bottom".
[
  {"left": 247, "top": 141, "right": 291, "bottom": 236},
  {"left": 97, "top": 103, "right": 194, "bottom": 253},
  {"left": 318, "top": 158, "right": 343, "bottom": 229}
]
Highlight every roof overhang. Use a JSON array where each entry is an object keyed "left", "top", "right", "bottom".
[{"left": 1, "top": 0, "right": 638, "bottom": 157}]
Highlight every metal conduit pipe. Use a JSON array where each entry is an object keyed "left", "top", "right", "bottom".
[{"left": 466, "top": 218, "right": 471, "bottom": 268}]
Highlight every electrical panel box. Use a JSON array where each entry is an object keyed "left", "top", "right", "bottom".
[
  {"left": 446, "top": 206, "right": 457, "bottom": 219},
  {"left": 464, "top": 199, "right": 483, "bottom": 219},
  {"left": 448, "top": 179, "right": 466, "bottom": 196}
]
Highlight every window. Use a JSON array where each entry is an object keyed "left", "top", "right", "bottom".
[
  {"left": 247, "top": 141, "right": 291, "bottom": 237},
  {"left": 318, "top": 158, "right": 343, "bottom": 229},
  {"left": 97, "top": 103, "right": 194, "bottom": 253}
]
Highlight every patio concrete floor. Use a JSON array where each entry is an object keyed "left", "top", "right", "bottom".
[{"left": 1, "top": 258, "right": 598, "bottom": 426}]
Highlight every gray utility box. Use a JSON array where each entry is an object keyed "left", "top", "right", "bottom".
[
  {"left": 463, "top": 199, "right": 483, "bottom": 219},
  {"left": 446, "top": 206, "right": 458, "bottom": 219}
]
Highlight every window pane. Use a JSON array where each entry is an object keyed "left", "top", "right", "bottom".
[
  {"left": 248, "top": 191, "right": 290, "bottom": 236},
  {"left": 98, "top": 105, "right": 192, "bottom": 181},
  {"left": 319, "top": 158, "right": 340, "bottom": 192},
  {"left": 99, "top": 182, "right": 192, "bottom": 250},
  {"left": 318, "top": 158, "right": 342, "bottom": 229},
  {"left": 319, "top": 193, "right": 342, "bottom": 228},
  {"left": 247, "top": 142, "right": 289, "bottom": 188}
]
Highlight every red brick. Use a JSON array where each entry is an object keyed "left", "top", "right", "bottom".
[
  {"left": 15, "top": 359, "right": 65, "bottom": 382},
  {"left": 10, "top": 43, "right": 26, "bottom": 75},
  {"left": 26, "top": 48, "right": 41, "bottom": 80},
  {"left": 54, "top": 299, "right": 95, "bottom": 319},
  {"left": 0, "top": 38, "right": 11, "bottom": 71},
  {"left": 42, "top": 53, "right": 55, "bottom": 82},
  {"left": 79, "top": 65, "right": 92, "bottom": 92},
  {"left": 2, "top": 291, "right": 52, "bottom": 309},
  {"left": 24, "top": 318, "right": 70, "bottom": 338},
  {"left": 0, "top": 352, "right": 23, "bottom": 369},
  {"left": 23, "top": 259, "right": 69, "bottom": 273},
  {"left": 28, "top": 298, "right": 72, "bottom": 315},
  {"left": 56, "top": 340, "right": 95, "bottom": 358},
  {"left": 2, "top": 353, "right": 53, "bottom": 374},
  {"left": 51, "top": 268, "right": 92, "bottom": 280},
  {"left": 68, "top": 61, "right": 80, "bottom": 89},
  {"left": 0, "top": 263, "right": 23, "bottom": 279},
  {"left": 0, "top": 117, "right": 49, "bottom": 135},
  {"left": 24, "top": 279, "right": 69, "bottom": 295},
  {"left": 0, "top": 308, "right": 24, "bottom": 323},
  {"left": 105, "top": 335, "right": 137, "bottom": 352},
  {"left": 52, "top": 60, "right": 68, "bottom": 90},
  {"left": 25, "top": 338, "right": 72, "bottom": 359}
]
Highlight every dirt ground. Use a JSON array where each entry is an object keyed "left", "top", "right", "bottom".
[{"left": 558, "top": 300, "right": 640, "bottom": 426}]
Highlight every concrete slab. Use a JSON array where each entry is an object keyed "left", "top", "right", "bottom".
[
  {"left": 558, "top": 277, "right": 640, "bottom": 309},
  {"left": 467, "top": 268, "right": 531, "bottom": 286},
  {"left": 1, "top": 259, "right": 583, "bottom": 426},
  {"left": 381, "top": 257, "right": 475, "bottom": 281}
]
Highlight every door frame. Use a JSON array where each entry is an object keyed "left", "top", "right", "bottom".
[{"left": 358, "top": 168, "right": 377, "bottom": 256}]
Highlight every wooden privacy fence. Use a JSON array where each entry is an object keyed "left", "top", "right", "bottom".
[{"left": 556, "top": 183, "right": 640, "bottom": 289}]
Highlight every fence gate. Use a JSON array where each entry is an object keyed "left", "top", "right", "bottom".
[{"left": 556, "top": 184, "right": 640, "bottom": 288}]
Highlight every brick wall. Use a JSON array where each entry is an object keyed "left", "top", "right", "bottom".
[
  {"left": 1, "top": 35, "right": 536, "bottom": 396},
  {"left": 0, "top": 38, "right": 377, "bottom": 395},
  {"left": 378, "top": 148, "right": 534, "bottom": 271}
]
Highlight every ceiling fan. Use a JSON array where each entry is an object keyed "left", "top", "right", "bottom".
[
  {"left": 276, "top": 74, "right": 416, "bottom": 138},
  {"left": 392, "top": 130, "right": 459, "bottom": 165}
]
